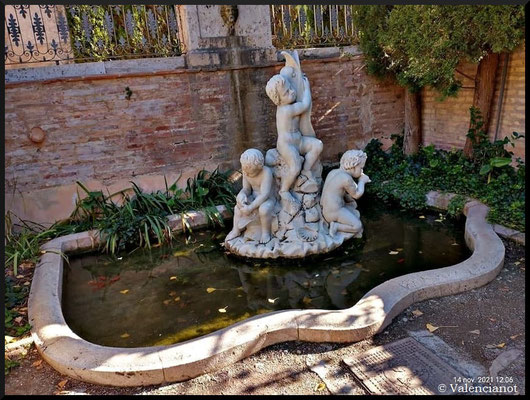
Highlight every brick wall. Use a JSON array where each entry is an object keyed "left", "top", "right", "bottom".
[
  {"left": 5, "top": 54, "right": 405, "bottom": 223},
  {"left": 422, "top": 42, "right": 525, "bottom": 159}
]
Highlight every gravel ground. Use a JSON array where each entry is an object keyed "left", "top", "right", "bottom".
[{"left": 5, "top": 238, "right": 524, "bottom": 395}]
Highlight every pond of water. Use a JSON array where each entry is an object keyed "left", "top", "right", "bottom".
[{"left": 63, "top": 199, "right": 470, "bottom": 347}]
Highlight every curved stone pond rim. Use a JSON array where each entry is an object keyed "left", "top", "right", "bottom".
[{"left": 28, "top": 193, "right": 506, "bottom": 386}]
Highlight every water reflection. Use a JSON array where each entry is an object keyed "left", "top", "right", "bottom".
[{"left": 63, "top": 199, "right": 470, "bottom": 347}]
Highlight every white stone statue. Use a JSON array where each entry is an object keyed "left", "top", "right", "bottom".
[
  {"left": 224, "top": 50, "right": 370, "bottom": 259},
  {"left": 321, "top": 150, "right": 371, "bottom": 238},
  {"left": 225, "top": 149, "right": 276, "bottom": 244},
  {"left": 265, "top": 69, "right": 323, "bottom": 213}
]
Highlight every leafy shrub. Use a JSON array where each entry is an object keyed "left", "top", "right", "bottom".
[{"left": 364, "top": 108, "right": 525, "bottom": 231}]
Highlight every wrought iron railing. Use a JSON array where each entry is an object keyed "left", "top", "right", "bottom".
[
  {"left": 5, "top": 5, "right": 182, "bottom": 68},
  {"left": 270, "top": 5, "right": 359, "bottom": 49}
]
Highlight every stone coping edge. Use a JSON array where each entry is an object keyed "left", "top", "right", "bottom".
[{"left": 28, "top": 193, "right": 505, "bottom": 387}]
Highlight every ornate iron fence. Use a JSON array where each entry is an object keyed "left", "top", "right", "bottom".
[
  {"left": 5, "top": 5, "right": 182, "bottom": 67},
  {"left": 270, "top": 5, "right": 359, "bottom": 49}
]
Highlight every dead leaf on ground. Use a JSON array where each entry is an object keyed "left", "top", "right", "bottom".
[
  {"left": 302, "top": 296, "right": 312, "bottom": 305},
  {"left": 426, "top": 323, "right": 439, "bottom": 333},
  {"left": 419, "top": 215, "right": 425, "bottom": 219},
  {"left": 218, "top": 306, "right": 228, "bottom": 313},
  {"left": 173, "top": 297, "right": 181, "bottom": 302},
  {"left": 389, "top": 251, "right": 399, "bottom": 255},
  {"left": 163, "top": 299, "right": 172, "bottom": 305},
  {"left": 169, "top": 276, "right": 177, "bottom": 281},
  {"left": 169, "top": 291, "right": 177, "bottom": 297},
  {"left": 119, "top": 289, "right": 129, "bottom": 294},
  {"left": 206, "top": 287, "right": 216, "bottom": 293},
  {"left": 314, "top": 382, "right": 326, "bottom": 392},
  {"left": 496, "top": 342, "right": 506, "bottom": 348},
  {"left": 120, "top": 333, "right": 130, "bottom": 338},
  {"left": 426, "top": 323, "right": 457, "bottom": 333},
  {"left": 469, "top": 330, "right": 480, "bottom": 335},
  {"left": 57, "top": 379, "right": 68, "bottom": 389},
  {"left": 412, "top": 310, "right": 424, "bottom": 317},
  {"left": 32, "top": 360, "right": 43, "bottom": 368},
  {"left": 268, "top": 297, "right": 279, "bottom": 304},
  {"left": 510, "top": 334, "right": 522, "bottom": 340}
]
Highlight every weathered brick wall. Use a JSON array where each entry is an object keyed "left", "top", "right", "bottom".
[
  {"left": 488, "top": 42, "right": 525, "bottom": 160},
  {"left": 421, "top": 42, "right": 525, "bottom": 159},
  {"left": 5, "top": 54, "right": 405, "bottom": 223}
]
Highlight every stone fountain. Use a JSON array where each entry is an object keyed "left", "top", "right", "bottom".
[{"left": 224, "top": 50, "right": 370, "bottom": 258}]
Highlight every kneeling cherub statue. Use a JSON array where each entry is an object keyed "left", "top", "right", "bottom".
[
  {"left": 321, "top": 149, "right": 371, "bottom": 238},
  {"left": 225, "top": 148, "right": 276, "bottom": 244}
]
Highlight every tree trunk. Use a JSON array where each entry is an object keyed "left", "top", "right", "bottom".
[
  {"left": 463, "top": 51, "right": 500, "bottom": 157},
  {"left": 403, "top": 89, "right": 422, "bottom": 155}
]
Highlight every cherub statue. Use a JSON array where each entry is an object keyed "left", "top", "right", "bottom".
[
  {"left": 321, "top": 150, "right": 371, "bottom": 238},
  {"left": 265, "top": 73, "right": 323, "bottom": 212},
  {"left": 225, "top": 149, "right": 276, "bottom": 244}
]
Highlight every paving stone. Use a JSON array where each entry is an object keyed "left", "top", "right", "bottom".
[{"left": 343, "top": 337, "right": 462, "bottom": 395}]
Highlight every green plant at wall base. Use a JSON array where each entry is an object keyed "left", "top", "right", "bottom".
[
  {"left": 364, "top": 109, "right": 525, "bottom": 232},
  {"left": 4, "top": 169, "right": 236, "bottom": 272}
]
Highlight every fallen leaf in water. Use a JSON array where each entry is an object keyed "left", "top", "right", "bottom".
[
  {"left": 510, "top": 334, "right": 522, "bottom": 340},
  {"left": 412, "top": 310, "right": 423, "bottom": 317},
  {"left": 173, "top": 249, "right": 192, "bottom": 257},
  {"left": 469, "top": 330, "right": 480, "bottom": 335},
  {"left": 32, "top": 360, "right": 43, "bottom": 368},
  {"left": 396, "top": 248, "right": 403, "bottom": 251},
  {"left": 331, "top": 269, "right": 340, "bottom": 275},
  {"left": 341, "top": 289, "right": 348, "bottom": 295},
  {"left": 169, "top": 291, "right": 177, "bottom": 297},
  {"left": 169, "top": 276, "right": 177, "bottom": 281},
  {"left": 315, "top": 382, "right": 326, "bottom": 392},
  {"left": 206, "top": 287, "right": 216, "bottom": 293},
  {"left": 268, "top": 297, "right": 279, "bottom": 304},
  {"left": 174, "top": 297, "right": 181, "bottom": 302},
  {"left": 397, "top": 258, "right": 405, "bottom": 263},
  {"left": 218, "top": 306, "right": 228, "bottom": 313},
  {"left": 419, "top": 215, "right": 425, "bottom": 219},
  {"left": 389, "top": 251, "right": 399, "bottom": 255},
  {"left": 426, "top": 323, "right": 439, "bottom": 333},
  {"left": 23, "top": 281, "right": 30, "bottom": 286},
  {"left": 120, "top": 333, "right": 130, "bottom": 338},
  {"left": 514, "top": 261, "right": 521, "bottom": 265},
  {"left": 302, "top": 296, "right": 312, "bottom": 305},
  {"left": 57, "top": 380, "right": 68, "bottom": 389},
  {"left": 16, "top": 275, "right": 24, "bottom": 279},
  {"left": 119, "top": 289, "right": 129, "bottom": 294},
  {"left": 163, "top": 299, "right": 172, "bottom": 305},
  {"left": 434, "top": 219, "right": 443, "bottom": 223},
  {"left": 109, "top": 276, "right": 120, "bottom": 283}
]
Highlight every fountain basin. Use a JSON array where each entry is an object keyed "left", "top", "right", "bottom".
[{"left": 28, "top": 193, "right": 504, "bottom": 386}]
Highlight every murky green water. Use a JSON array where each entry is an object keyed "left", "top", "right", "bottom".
[{"left": 62, "top": 199, "right": 470, "bottom": 348}]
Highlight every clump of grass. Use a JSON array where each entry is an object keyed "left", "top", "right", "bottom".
[{"left": 4, "top": 169, "right": 236, "bottom": 273}]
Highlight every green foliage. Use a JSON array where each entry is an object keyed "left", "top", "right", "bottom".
[
  {"left": 364, "top": 110, "right": 525, "bottom": 231},
  {"left": 4, "top": 169, "right": 236, "bottom": 272},
  {"left": 447, "top": 195, "right": 467, "bottom": 218},
  {"left": 353, "top": 5, "right": 525, "bottom": 97}
]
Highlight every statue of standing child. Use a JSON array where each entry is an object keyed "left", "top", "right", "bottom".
[{"left": 265, "top": 71, "right": 323, "bottom": 214}]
